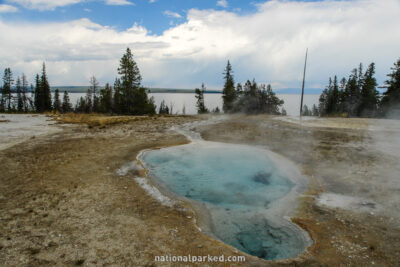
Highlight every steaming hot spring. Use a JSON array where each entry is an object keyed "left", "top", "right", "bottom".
[{"left": 138, "top": 123, "right": 311, "bottom": 260}]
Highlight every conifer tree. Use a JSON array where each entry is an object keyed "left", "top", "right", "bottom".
[
  {"left": 325, "top": 76, "right": 339, "bottom": 114},
  {"left": 53, "top": 89, "right": 61, "bottom": 113},
  {"left": 158, "top": 100, "right": 169, "bottom": 114},
  {"left": 222, "top": 60, "right": 236, "bottom": 113},
  {"left": 195, "top": 83, "right": 208, "bottom": 114},
  {"left": 113, "top": 78, "right": 123, "bottom": 114},
  {"left": 381, "top": 58, "right": 400, "bottom": 117},
  {"left": 312, "top": 104, "right": 319, "bottom": 116},
  {"left": 75, "top": 97, "right": 87, "bottom": 113},
  {"left": 358, "top": 63, "right": 379, "bottom": 117},
  {"left": 62, "top": 91, "right": 72, "bottom": 113},
  {"left": 116, "top": 48, "right": 155, "bottom": 115},
  {"left": 347, "top": 68, "right": 361, "bottom": 116},
  {"left": 302, "top": 105, "right": 311, "bottom": 116},
  {"left": 0, "top": 84, "right": 4, "bottom": 112},
  {"left": 16, "top": 76, "right": 23, "bottom": 112},
  {"left": 85, "top": 87, "right": 93, "bottom": 113},
  {"left": 34, "top": 74, "right": 43, "bottom": 112},
  {"left": 236, "top": 83, "right": 243, "bottom": 97},
  {"left": 318, "top": 88, "right": 328, "bottom": 116},
  {"left": 40, "top": 63, "right": 52, "bottom": 111},
  {"left": 90, "top": 76, "right": 100, "bottom": 112},
  {"left": 99, "top": 83, "right": 113, "bottom": 113},
  {"left": 22, "top": 74, "right": 29, "bottom": 112},
  {"left": 264, "top": 84, "right": 284, "bottom": 114},
  {"left": 338, "top": 77, "right": 347, "bottom": 114},
  {"left": 2, "top": 68, "right": 13, "bottom": 111}
]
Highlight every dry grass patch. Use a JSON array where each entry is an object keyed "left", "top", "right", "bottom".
[{"left": 53, "top": 113, "right": 151, "bottom": 127}]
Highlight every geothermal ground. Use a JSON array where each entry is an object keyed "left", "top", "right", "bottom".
[{"left": 0, "top": 113, "right": 399, "bottom": 266}]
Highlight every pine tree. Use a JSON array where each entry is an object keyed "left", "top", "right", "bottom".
[
  {"left": 34, "top": 74, "right": 43, "bottom": 112},
  {"left": 22, "top": 74, "right": 29, "bottom": 112},
  {"left": 16, "top": 76, "right": 23, "bottom": 112},
  {"left": 318, "top": 88, "right": 328, "bottom": 116},
  {"left": 264, "top": 84, "right": 284, "bottom": 114},
  {"left": 358, "top": 63, "right": 379, "bottom": 117},
  {"left": 118, "top": 48, "right": 142, "bottom": 90},
  {"left": 222, "top": 60, "right": 236, "bottom": 113},
  {"left": 75, "top": 97, "right": 87, "bottom": 113},
  {"left": 312, "top": 104, "right": 319, "bottom": 116},
  {"left": 2, "top": 68, "right": 14, "bottom": 111},
  {"left": 53, "top": 89, "right": 61, "bottom": 113},
  {"left": 236, "top": 83, "right": 243, "bottom": 97},
  {"left": 62, "top": 91, "right": 72, "bottom": 113},
  {"left": 90, "top": 76, "right": 100, "bottom": 113},
  {"left": 116, "top": 48, "right": 154, "bottom": 115},
  {"left": 99, "top": 83, "right": 113, "bottom": 113},
  {"left": 113, "top": 78, "right": 122, "bottom": 114},
  {"left": 195, "top": 83, "right": 208, "bottom": 114},
  {"left": 302, "top": 105, "right": 311, "bottom": 116},
  {"left": 332, "top": 76, "right": 339, "bottom": 113},
  {"left": 338, "top": 77, "right": 347, "bottom": 114},
  {"left": 158, "top": 100, "right": 169, "bottom": 114},
  {"left": 85, "top": 87, "right": 93, "bottom": 113},
  {"left": 347, "top": 68, "right": 361, "bottom": 116},
  {"left": 381, "top": 58, "right": 400, "bottom": 117},
  {"left": 40, "top": 63, "right": 52, "bottom": 111},
  {"left": 241, "top": 79, "right": 259, "bottom": 113},
  {"left": 0, "top": 84, "right": 4, "bottom": 112}
]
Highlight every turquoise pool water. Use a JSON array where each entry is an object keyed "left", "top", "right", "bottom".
[{"left": 141, "top": 141, "right": 308, "bottom": 260}]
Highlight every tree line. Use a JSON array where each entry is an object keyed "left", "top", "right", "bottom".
[
  {"left": 3, "top": 51, "right": 399, "bottom": 118},
  {"left": 0, "top": 48, "right": 156, "bottom": 115},
  {"left": 302, "top": 58, "right": 400, "bottom": 118},
  {"left": 194, "top": 61, "right": 285, "bottom": 115}
]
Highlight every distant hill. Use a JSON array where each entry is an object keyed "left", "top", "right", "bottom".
[
  {"left": 274, "top": 88, "right": 323, "bottom": 94},
  {"left": 50, "top": 86, "right": 222, "bottom": 94},
  {"left": 48, "top": 86, "right": 323, "bottom": 94},
  {"left": 146, "top": 88, "right": 221, "bottom": 94},
  {"left": 51, "top": 86, "right": 93, "bottom": 93}
]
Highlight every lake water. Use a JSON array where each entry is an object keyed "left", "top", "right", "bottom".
[
  {"left": 64, "top": 92, "right": 319, "bottom": 116},
  {"left": 140, "top": 126, "right": 310, "bottom": 260},
  {"left": 6, "top": 92, "right": 319, "bottom": 116}
]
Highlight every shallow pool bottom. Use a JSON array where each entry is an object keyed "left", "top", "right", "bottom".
[{"left": 141, "top": 141, "right": 308, "bottom": 260}]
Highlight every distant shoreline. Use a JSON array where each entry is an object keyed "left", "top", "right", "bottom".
[{"left": 43, "top": 86, "right": 323, "bottom": 95}]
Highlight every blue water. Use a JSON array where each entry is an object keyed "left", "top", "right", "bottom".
[{"left": 141, "top": 141, "right": 307, "bottom": 260}]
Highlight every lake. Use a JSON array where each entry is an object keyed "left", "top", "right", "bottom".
[{"left": 62, "top": 92, "right": 320, "bottom": 116}]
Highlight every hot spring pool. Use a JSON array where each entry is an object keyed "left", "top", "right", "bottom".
[{"left": 140, "top": 141, "right": 309, "bottom": 260}]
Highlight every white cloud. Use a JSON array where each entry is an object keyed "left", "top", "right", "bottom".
[
  {"left": 149, "top": 0, "right": 157, "bottom": 3},
  {"left": 217, "top": 0, "right": 228, "bottom": 8},
  {"left": 105, "top": 0, "right": 134, "bottom": 6},
  {"left": 0, "top": 4, "right": 18, "bottom": 13},
  {"left": 1, "top": 0, "right": 400, "bottom": 89},
  {"left": 6, "top": 0, "right": 134, "bottom": 10},
  {"left": 163, "top": 10, "right": 182, "bottom": 19},
  {"left": 6, "top": 0, "right": 84, "bottom": 10}
]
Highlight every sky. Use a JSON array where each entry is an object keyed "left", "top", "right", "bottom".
[{"left": 0, "top": 0, "right": 400, "bottom": 92}]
